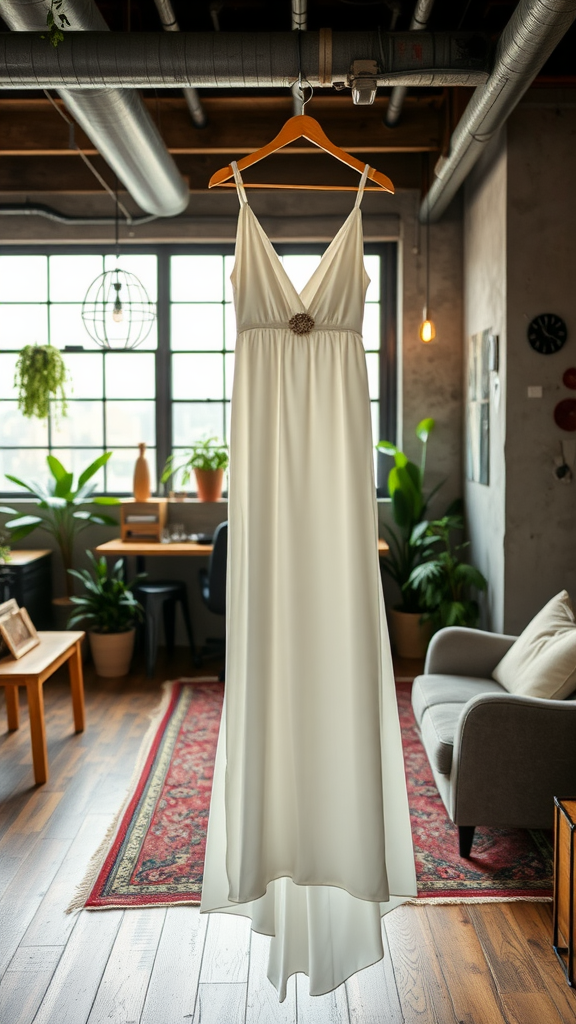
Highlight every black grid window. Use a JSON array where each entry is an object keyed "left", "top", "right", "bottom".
[{"left": 0, "top": 243, "right": 397, "bottom": 497}]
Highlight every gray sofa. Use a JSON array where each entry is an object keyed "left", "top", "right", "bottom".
[{"left": 411, "top": 626, "right": 576, "bottom": 857}]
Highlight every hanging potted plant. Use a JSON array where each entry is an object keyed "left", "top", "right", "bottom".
[
  {"left": 161, "top": 437, "right": 229, "bottom": 502},
  {"left": 14, "top": 344, "right": 69, "bottom": 420},
  {"left": 67, "top": 552, "right": 145, "bottom": 677}
]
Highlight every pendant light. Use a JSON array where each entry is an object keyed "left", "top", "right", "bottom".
[
  {"left": 419, "top": 178, "right": 436, "bottom": 345},
  {"left": 81, "top": 186, "right": 156, "bottom": 350}
]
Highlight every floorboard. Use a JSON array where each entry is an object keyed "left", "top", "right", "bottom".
[{"left": 0, "top": 649, "right": 574, "bottom": 1024}]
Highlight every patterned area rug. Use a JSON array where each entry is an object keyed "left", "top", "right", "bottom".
[{"left": 72, "top": 678, "right": 552, "bottom": 911}]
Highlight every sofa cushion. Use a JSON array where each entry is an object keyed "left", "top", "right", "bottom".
[
  {"left": 420, "top": 703, "right": 462, "bottom": 775},
  {"left": 412, "top": 673, "right": 505, "bottom": 727},
  {"left": 493, "top": 590, "right": 576, "bottom": 700}
]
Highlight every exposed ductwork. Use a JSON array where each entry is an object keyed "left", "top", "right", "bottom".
[
  {"left": 420, "top": 0, "right": 576, "bottom": 223},
  {"left": 0, "top": 0, "right": 188, "bottom": 217},
  {"left": 0, "top": 30, "right": 491, "bottom": 88},
  {"left": 385, "top": 0, "right": 436, "bottom": 127},
  {"left": 291, "top": 0, "right": 308, "bottom": 115},
  {"left": 152, "top": 0, "right": 207, "bottom": 128}
]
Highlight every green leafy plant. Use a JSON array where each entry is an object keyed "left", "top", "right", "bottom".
[
  {"left": 41, "top": 0, "right": 70, "bottom": 47},
  {"left": 15, "top": 344, "right": 69, "bottom": 420},
  {"left": 0, "top": 453, "right": 119, "bottom": 597},
  {"left": 0, "top": 543, "right": 10, "bottom": 566},
  {"left": 409, "top": 515, "right": 487, "bottom": 630},
  {"left": 67, "top": 551, "right": 145, "bottom": 634},
  {"left": 376, "top": 418, "right": 443, "bottom": 612},
  {"left": 161, "top": 437, "right": 229, "bottom": 489}
]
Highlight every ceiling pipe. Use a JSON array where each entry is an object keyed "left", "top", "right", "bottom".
[
  {"left": 152, "top": 0, "right": 207, "bottom": 128},
  {"left": 0, "top": 31, "right": 491, "bottom": 88},
  {"left": 385, "top": 0, "right": 436, "bottom": 127},
  {"left": 291, "top": 0, "right": 307, "bottom": 115},
  {"left": 0, "top": 203, "right": 158, "bottom": 225},
  {"left": 420, "top": 0, "right": 576, "bottom": 223},
  {"left": 0, "top": 0, "right": 188, "bottom": 217}
]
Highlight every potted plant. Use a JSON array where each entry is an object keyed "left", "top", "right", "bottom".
[
  {"left": 67, "top": 551, "right": 145, "bottom": 677},
  {"left": 14, "top": 344, "right": 69, "bottom": 420},
  {"left": 409, "top": 514, "right": 488, "bottom": 632},
  {"left": 161, "top": 437, "right": 229, "bottom": 502},
  {"left": 0, "top": 453, "right": 120, "bottom": 624},
  {"left": 376, "top": 417, "right": 443, "bottom": 658}
]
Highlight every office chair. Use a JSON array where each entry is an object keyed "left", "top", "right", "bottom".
[{"left": 199, "top": 521, "right": 227, "bottom": 676}]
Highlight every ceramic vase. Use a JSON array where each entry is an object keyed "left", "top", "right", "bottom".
[{"left": 133, "top": 442, "right": 151, "bottom": 501}]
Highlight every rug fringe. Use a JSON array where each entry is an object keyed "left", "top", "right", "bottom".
[
  {"left": 408, "top": 895, "right": 552, "bottom": 905},
  {"left": 66, "top": 677, "right": 219, "bottom": 915}
]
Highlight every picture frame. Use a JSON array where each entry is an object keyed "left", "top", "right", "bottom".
[
  {"left": 0, "top": 607, "right": 40, "bottom": 660},
  {"left": 0, "top": 598, "right": 19, "bottom": 660}
]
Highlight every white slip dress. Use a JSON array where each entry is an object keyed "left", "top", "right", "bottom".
[{"left": 200, "top": 162, "right": 417, "bottom": 1001}]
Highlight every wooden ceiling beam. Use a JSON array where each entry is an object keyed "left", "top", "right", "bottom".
[{"left": 0, "top": 95, "right": 443, "bottom": 156}]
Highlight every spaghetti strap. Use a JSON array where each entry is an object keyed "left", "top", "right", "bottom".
[
  {"left": 354, "top": 164, "right": 370, "bottom": 209},
  {"left": 231, "top": 161, "right": 248, "bottom": 206}
]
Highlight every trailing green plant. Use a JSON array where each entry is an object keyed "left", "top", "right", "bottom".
[
  {"left": 161, "top": 437, "right": 229, "bottom": 489},
  {"left": 0, "top": 453, "right": 119, "bottom": 597},
  {"left": 67, "top": 551, "right": 145, "bottom": 634},
  {"left": 14, "top": 344, "right": 70, "bottom": 420},
  {"left": 376, "top": 418, "right": 444, "bottom": 612},
  {"left": 408, "top": 514, "right": 487, "bottom": 631},
  {"left": 41, "top": 0, "right": 70, "bottom": 47}
]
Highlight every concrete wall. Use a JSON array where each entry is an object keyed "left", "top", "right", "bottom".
[{"left": 463, "top": 131, "right": 508, "bottom": 631}]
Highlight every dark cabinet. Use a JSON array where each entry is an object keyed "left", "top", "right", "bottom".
[{"left": 5, "top": 550, "right": 53, "bottom": 629}]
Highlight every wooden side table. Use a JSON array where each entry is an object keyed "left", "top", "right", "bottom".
[
  {"left": 0, "top": 631, "right": 86, "bottom": 785},
  {"left": 553, "top": 796, "right": 576, "bottom": 987}
]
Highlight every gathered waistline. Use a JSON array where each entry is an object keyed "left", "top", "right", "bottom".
[{"left": 237, "top": 322, "right": 362, "bottom": 337}]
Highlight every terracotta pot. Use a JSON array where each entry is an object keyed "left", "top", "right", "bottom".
[
  {"left": 194, "top": 467, "right": 224, "bottom": 502},
  {"left": 133, "top": 442, "right": 151, "bottom": 501},
  {"left": 390, "top": 608, "right": 432, "bottom": 660},
  {"left": 89, "top": 628, "right": 136, "bottom": 678}
]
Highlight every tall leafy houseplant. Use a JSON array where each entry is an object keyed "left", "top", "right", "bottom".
[
  {"left": 15, "top": 344, "right": 69, "bottom": 420},
  {"left": 409, "top": 515, "right": 488, "bottom": 630},
  {"left": 0, "top": 453, "right": 119, "bottom": 597},
  {"left": 162, "top": 437, "right": 229, "bottom": 502},
  {"left": 376, "top": 418, "right": 441, "bottom": 613}
]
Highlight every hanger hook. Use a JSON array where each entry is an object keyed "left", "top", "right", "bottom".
[{"left": 298, "top": 80, "right": 313, "bottom": 112}]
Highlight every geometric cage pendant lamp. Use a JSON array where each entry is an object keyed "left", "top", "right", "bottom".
[
  {"left": 81, "top": 190, "right": 156, "bottom": 350},
  {"left": 419, "top": 183, "right": 436, "bottom": 345}
]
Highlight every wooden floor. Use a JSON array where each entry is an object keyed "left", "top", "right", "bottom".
[{"left": 1, "top": 650, "right": 575, "bottom": 1024}]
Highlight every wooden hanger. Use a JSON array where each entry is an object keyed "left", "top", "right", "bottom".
[{"left": 208, "top": 113, "right": 394, "bottom": 194}]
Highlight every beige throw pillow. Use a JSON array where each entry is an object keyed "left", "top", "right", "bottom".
[{"left": 492, "top": 590, "right": 576, "bottom": 700}]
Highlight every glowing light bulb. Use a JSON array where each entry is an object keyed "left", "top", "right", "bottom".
[
  {"left": 112, "top": 280, "right": 123, "bottom": 323},
  {"left": 419, "top": 318, "right": 435, "bottom": 344}
]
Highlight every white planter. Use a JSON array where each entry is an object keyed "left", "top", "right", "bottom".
[{"left": 89, "top": 628, "right": 136, "bottom": 678}]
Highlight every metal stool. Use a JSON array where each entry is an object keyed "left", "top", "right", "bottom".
[{"left": 135, "top": 580, "right": 198, "bottom": 677}]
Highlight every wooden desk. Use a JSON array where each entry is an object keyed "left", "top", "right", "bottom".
[
  {"left": 0, "top": 631, "right": 85, "bottom": 785},
  {"left": 95, "top": 537, "right": 390, "bottom": 560}
]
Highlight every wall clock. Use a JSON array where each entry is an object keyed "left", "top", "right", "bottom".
[{"left": 527, "top": 313, "right": 568, "bottom": 354}]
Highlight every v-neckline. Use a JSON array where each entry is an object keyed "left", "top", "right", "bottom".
[{"left": 239, "top": 201, "right": 363, "bottom": 308}]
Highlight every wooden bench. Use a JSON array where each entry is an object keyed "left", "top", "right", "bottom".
[{"left": 0, "top": 631, "right": 86, "bottom": 785}]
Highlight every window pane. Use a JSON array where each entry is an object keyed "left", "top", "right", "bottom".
[
  {"left": 0, "top": 354, "right": 18, "bottom": 399},
  {"left": 172, "top": 354, "right": 223, "bottom": 400},
  {"left": 363, "top": 305, "right": 380, "bottom": 350},
  {"left": 105, "top": 401, "right": 156, "bottom": 447},
  {"left": 171, "top": 256, "right": 223, "bottom": 302},
  {"left": 365, "top": 353, "right": 379, "bottom": 400},
  {"left": 225, "top": 353, "right": 235, "bottom": 400},
  {"left": 49, "top": 255, "right": 103, "bottom": 302},
  {"left": 0, "top": 448, "right": 50, "bottom": 491},
  {"left": 50, "top": 304, "right": 94, "bottom": 350},
  {"left": 105, "top": 352, "right": 155, "bottom": 399},
  {"left": 173, "top": 403, "right": 225, "bottom": 446},
  {"left": 51, "top": 401, "right": 104, "bottom": 447},
  {"left": 104, "top": 254, "right": 158, "bottom": 302},
  {"left": 281, "top": 254, "right": 321, "bottom": 294},
  {"left": 224, "top": 255, "right": 235, "bottom": 302},
  {"left": 63, "top": 352, "right": 103, "bottom": 399},
  {"left": 107, "top": 448, "right": 157, "bottom": 494},
  {"left": 364, "top": 256, "right": 380, "bottom": 302},
  {"left": 0, "top": 402, "right": 48, "bottom": 446},
  {"left": 51, "top": 448, "right": 106, "bottom": 492},
  {"left": 224, "top": 304, "right": 236, "bottom": 350},
  {"left": 0, "top": 305, "right": 48, "bottom": 349},
  {"left": 0, "top": 256, "right": 47, "bottom": 302},
  {"left": 170, "top": 305, "right": 224, "bottom": 351}
]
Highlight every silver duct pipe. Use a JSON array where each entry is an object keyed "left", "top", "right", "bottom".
[
  {"left": 0, "top": 0, "right": 188, "bottom": 217},
  {"left": 152, "top": 0, "right": 207, "bottom": 128},
  {"left": 420, "top": 0, "right": 576, "bottom": 223},
  {"left": 386, "top": 0, "right": 436, "bottom": 127},
  {"left": 0, "top": 31, "right": 491, "bottom": 88},
  {"left": 291, "top": 0, "right": 308, "bottom": 115}
]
